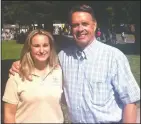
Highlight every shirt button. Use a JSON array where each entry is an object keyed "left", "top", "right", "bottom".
[
  {"left": 86, "top": 109, "right": 89, "bottom": 112},
  {"left": 77, "top": 106, "right": 80, "bottom": 109}
]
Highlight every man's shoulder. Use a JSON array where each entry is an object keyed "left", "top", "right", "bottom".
[{"left": 98, "top": 42, "right": 125, "bottom": 57}]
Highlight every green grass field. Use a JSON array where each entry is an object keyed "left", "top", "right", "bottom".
[
  {"left": 2, "top": 40, "right": 23, "bottom": 60},
  {"left": 126, "top": 55, "right": 140, "bottom": 87},
  {"left": 1, "top": 40, "right": 140, "bottom": 122}
]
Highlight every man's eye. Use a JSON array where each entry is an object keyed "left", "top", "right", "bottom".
[
  {"left": 82, "top": 22, "right": 88, "bottom": 26},
  {"left": 72, "top": 24, "right": 78, "bottom": 28}
]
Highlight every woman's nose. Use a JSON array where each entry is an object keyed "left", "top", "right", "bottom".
[{"left": 39, "top": 47, "right": 44, "bottom": 53}]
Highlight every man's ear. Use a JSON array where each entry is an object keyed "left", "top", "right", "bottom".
[{"left": 93, "top": 21, "right": 97, "bottom": 32}]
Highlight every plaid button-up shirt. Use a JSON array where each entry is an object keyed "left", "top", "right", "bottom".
[{"left": 58, "top": 39, "right": 140, "bottom": 123}]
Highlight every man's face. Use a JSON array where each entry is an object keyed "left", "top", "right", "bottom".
[{"left": 71, "top": 12, "right": 97, "bottom": 48}]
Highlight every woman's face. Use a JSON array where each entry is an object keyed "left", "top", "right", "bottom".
[{"left": 30, "top": 34, "right": 51, "bottom": 63}]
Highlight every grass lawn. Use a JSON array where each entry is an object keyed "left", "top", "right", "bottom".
[
  {"left": 126, "top": 55, "right": 140, "bottom": 87},
  {"left": 2, "top": 40, "right": 23, "bottom": 60},
  {"left": 1, "top": 40, "right": 140, "bottom": 122}
]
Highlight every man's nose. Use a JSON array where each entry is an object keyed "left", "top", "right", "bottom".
[{"left": 78, "top": 25, "right": 84, "bottom": 31}]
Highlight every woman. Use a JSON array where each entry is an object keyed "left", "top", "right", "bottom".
[{"left": 2, "top": 29, "right": 64, "bottom": 123}]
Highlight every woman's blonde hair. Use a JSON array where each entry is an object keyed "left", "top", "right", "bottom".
[{"left": 19, "top": 29, "right": 59, "bottom": 80}]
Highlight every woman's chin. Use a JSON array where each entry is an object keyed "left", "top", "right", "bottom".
[{"left": 35, "top": 58, "right": 48, "bottom": 63}]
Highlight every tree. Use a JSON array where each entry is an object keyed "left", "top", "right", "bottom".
[
  {"left": 106, "top": 6, "right": 115, "bottom": 29},
  {"left": 121, "top": 2, "right": 136, "bottom": 24},
  {"left": 132, "top": 1, "right": 140, "bottom": 54},
  {"left": 2, "top": 1, "right": 57, "bottom": 32},
  {"left": 2, "top": 1, "right": 33, "bottom": 32}
]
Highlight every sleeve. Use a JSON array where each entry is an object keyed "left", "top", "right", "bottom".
[
  {"left": 111, "top": 51, "right": 140, "bottom": 105},
  {"left": 2, "top": 75, "right": 19, "bottom": 104}
]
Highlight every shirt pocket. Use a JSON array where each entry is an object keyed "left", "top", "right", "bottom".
[{"left": 86, "top": 77, "right": 109, "bottom": 106}]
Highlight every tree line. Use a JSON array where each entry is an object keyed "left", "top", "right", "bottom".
[{"left": 2, "top": 1, "right": 140, "bottom": 53}]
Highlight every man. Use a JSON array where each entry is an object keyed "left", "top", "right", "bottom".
[
  {"left": 121, "top": 31, "right": 126, "bottom": 43},
  {"left": 9, "top": 4, "right": 140, "bottom": 123}
]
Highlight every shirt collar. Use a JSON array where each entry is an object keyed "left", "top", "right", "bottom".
[
  {"left": 74, "top": 39, "right": 100, "bottom": 60},
  {"left": 83, "top": 39, "right": 100, "bottom": 59},
  {"left": 31, "top": 65, "right": 51, "bottom": 77}
]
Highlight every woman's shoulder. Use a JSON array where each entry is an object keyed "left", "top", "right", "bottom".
[
  {"left": 52, "top": 64, "right": 62, "bottom": 75},
  {"left": 9, "top": 73, "right": 20, "bottom": 79},
  {"left": 6, "top": 73, "right": 23, "bottom": 86},
  {"left": 8, "top": 73, "right": 25, "bottom": 83},
  {"left": 54, "top": 64, "right": 62, "bottom": 70}
]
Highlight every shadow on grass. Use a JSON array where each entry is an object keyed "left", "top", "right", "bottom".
[
  {"left": 1, "top": 59, "right": 17, "bottom": 123},
  {"left": 53, "top": 35, "right": 75, "bottom": 53},
  {"left": 16, "top": 34, "right": 140, "bottom": 55},
  {"left": 54, "top": 35, "right": 140, "bottom": 55},
  {"left": 109, "top": 43, "right": 140, "bottom": 55}
]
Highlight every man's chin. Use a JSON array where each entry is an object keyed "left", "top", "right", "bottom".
[{"left": 76, "top": 39, "right": 88, "bottom": 43}]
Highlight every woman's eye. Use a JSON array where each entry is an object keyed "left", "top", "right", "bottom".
[
  {"left": 33, "top": 45, "right": 39, "bottom": 47},
  {"left": 32, "top": 44, "right": 49, "bottom": 47}
]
